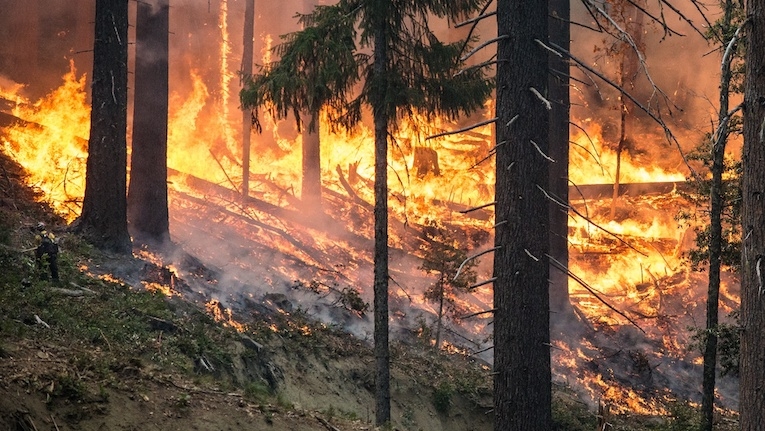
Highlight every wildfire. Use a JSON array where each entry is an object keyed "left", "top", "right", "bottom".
[
  {"left": 1, "top": 61, "right": 89, "bottom": 221},
  {"left": 0, "top": 1, "right": 742, "bottom": 419},
  {"left": 205, "top": 299, "right": 247, "bottom": 332}
]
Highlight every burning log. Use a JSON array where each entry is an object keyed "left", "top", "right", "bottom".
[
  {"left": 335, "top": 164, "right": 373, "bottom": 211},
  {"left": 570, "top": 181, "right": 690, "bottom": 201}
]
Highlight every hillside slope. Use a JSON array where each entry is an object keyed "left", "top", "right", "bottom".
[{"left": 0, "top": 150, "right": 498, "bottom": 430}]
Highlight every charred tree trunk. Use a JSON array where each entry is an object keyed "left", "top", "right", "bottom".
[
  {"left": 241, "top": 0, "right": 255, "bottom": 201},
  {"left": 702, "top": 3, "right": 736, "bottom": 429},
  {"left": 372, "top": 13, "right": 391, "bottom": 427},
  {"left": 739, "top": 1, "right": 765, "bottom": 428},
  {"left": 547, "top": 0, "right": 572, "bottom": 322},
  {"left": 302, "top": 110, "right": 322, "bottom": 209},
  {"left": 494, "top": 1, "right": 551, "bottom": 430},
  {"left": 76, "top": 0, "right": 131, "bottom": 254},
  {"left": 128, "top": 0, "right": 170, "bottom": 244}
]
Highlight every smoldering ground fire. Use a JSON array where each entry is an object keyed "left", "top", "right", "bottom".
[{"left": 0, "top": 0, "right": 741, "bottom": 418}]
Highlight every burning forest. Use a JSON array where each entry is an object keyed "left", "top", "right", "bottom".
[{"left": 0, "top": 0, "right": 744, "bottom": 425}]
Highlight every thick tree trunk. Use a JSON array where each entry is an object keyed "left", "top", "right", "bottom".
[
  {"left": 128, "top": 0, "right": 170, "bottom": 244},
  {"left": 494, "top": 1, "right": 551, "bottom": 430},
  {"left": 372, "top": 12, "right": 391, "bottom": 427},
  {"left": 77, "top": 0, "right": 131, "bottom": 254},
  {"left": 740, "top": 1, "right": 765, "bottom": 428},
  {"left": 547, "top": 0, "right": 572, "bottom": 321}
]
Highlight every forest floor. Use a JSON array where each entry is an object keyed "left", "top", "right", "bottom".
[{"left": 0, "top": 148, "right": 737, "bottom": 431}]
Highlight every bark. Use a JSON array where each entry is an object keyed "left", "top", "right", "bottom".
[
  {"left": 372, "top": 12, "right": 390, "bottom": 427},
  {"left": 77, "top": 0, "right": 131, "bottom": 254},
  {"left": 127, "top": 0, "right": 170, "bottom": 244},
  {"left": 242, "top": 0, "right": 255, "bottom": 201},
  {"left": 302, "top": 110, "right": 322, "bottom": 209},
  {"left": 740, "top": 1, "right": 765, "bottom": 428},
  {"left": 547, "top": 0, "right": 572, "bottom": 321},
  {"left": 494, "top": 1, "right": 551, "bottom": 430},
  {"left": 701, "top": 4, "right": 735, "bottom": 429}
]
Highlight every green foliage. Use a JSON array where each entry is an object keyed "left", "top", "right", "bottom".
[
  {"left": 432, "top": 381, "right": 453, "bottom": 414},
  {"left": 689, "top": 310, "right": 741, "bottom": 377},
  {"left": 661, "top": 400, "right": 701, "bottom": 431},
  {"left": 677, "top": 135, "right": 742, "bottom": 272},
  {"left": 240, "top": 0, "right": 493, "bottom": 134},
  {"left": 243, "top": 381, "right": 272, "bottom": 403},
  {"left": 419, "top": 221, "right": 478, "bottom": 322}
]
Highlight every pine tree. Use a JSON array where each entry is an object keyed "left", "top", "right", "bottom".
[{"left": 241, "top": 0, "right": 492, "bottom": 425}]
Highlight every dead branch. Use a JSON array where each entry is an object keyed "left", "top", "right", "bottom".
[
  {"left": 535, "top": 184, "right": 648, "bottom": 257},
  {"left": 315, "top": 415, "right": 341, "bottom": 431},
  {"left": 455, "top": 10, "right": 496, "bottom": 28},
  {"left": 459, "top": 201, "right": 496, "bottom": 214},
  {"left": 426, "top": 117, "right": 497, "bottom": 141},
  {"left": 547, "top": 254, "right": 645, "bottom": 333},
  {"left": 461, "top": 308, "right": 496, "bottom": 319},
  {"left": 335, "top": 165, "right": 373, "bottom": 211},
  {"left": 455, "top": 246, "right": 500, "bottom": 281},
  {"left": 460, "top": 35, "right": 508, "bottom": 62},
  {"left": 468, "top": 277, "right": 496, "bottom": 291}
]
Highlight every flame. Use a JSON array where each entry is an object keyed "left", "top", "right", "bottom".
[
  {"left": 1, "top": 61, "right": 89, "bottom": 221},
  {"left": 570, "top": 120, "right": 686, "bottom": 185},
  {"left": 205, "top": 299, "right": 247, "bottom": 332},
  {"left": 0, "top": 4, "right": 739, "bottom": 417}
]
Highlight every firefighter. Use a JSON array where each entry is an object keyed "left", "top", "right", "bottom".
[{"left": 34, "top": 222, "right": 59, "bottom": 282}]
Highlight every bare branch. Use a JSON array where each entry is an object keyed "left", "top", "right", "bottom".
[
  {"left": 460, "top": 35, "right": 509, "bottom": 62},
  {"left": 459, "top": 201, "right": 496, "bottom": 214},
  {"left": 426, "top": 117, "right": 497, "bottom": 140},
  {"left": 547, "top": 253, "right": 645, "bottom": 333},
  {"left": 455, "top": 10, "right": 497, "bottom": 28},
  {"left": 455, "top": 246, "right": 500, "bottom": 281},
  {"left": 468, "top": 277, "right": 496, "bottom": 291}
]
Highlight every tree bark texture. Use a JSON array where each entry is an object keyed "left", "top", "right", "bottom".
[
  {"left": 547, "top": 0, "right": 571, "bottom": 321},
  {"left": 128, "top": 0, "right": 170, "bottom": 243},
  {"left": 740, "top": 1, "right": 765, "bottom": 428},
  {"left": 701, "top": 4, "right": 736, "bottom": 429},
  {"left": 493, "top": 1, "right": 551, "bottom": 430},
  {"left": 78, "top": 0, "right": 131, "bottom": 254},
  {"left": 302, "top": 110, "right": 322, "bottom": 209},
  {"left": 372, "top": 13, "right": 391, "bottom": 428},
  {"left": 241, "top": 0, "right": 254, "bottom": 201}
]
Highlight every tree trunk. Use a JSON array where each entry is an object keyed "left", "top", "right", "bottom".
[
  {"left": 241, "top": 0, "right": 254, "bottom": 201},
  {"left": 701, "top": 4, "right": 736, "bottom": 429},
  {"left": 372, "top": 11, "right": 391, "bottom": 427},
  {"left": 302, "top": 110, "right": 322, "bottom": 209},
  {"left": 494, "top": 1, "right": 551, "bottom": 430},
  {"left": 547, "top": 0, "right": 572, "bottom": 322},
  {"left": 739, "top": 1, "right": 765, "bottom": 429},
  {"left": 127, "top": 0, "right": 170, "bottom": 244},
  {"left": 77, "top": 0, "right": 131, "bottom": 254}
]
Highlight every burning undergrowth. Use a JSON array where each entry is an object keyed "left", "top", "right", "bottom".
[{"left": 0, "top": 39, "right": 741, "bottom": 423}]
